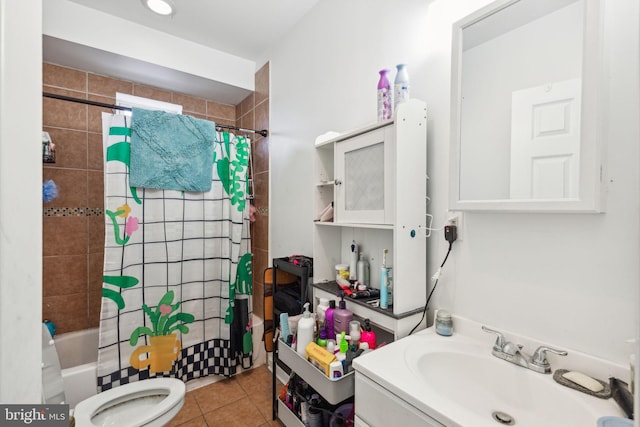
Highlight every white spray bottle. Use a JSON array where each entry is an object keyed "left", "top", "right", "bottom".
[{"left": 296, "top": 302, "right": 315, "bottom": 357}]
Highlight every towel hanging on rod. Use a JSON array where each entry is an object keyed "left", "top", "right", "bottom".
[{"left": 42, "top": 92, "right": 269, "bottom": 137}]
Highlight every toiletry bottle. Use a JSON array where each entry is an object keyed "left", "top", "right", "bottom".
[
  {"left": 333, "top": 294, "right": 353, "bottom": 335},
  {"left": 377, "top": 69, "right": 392, "bottom": 121},
  {"left": 380, "top": 249, "right": 389, "bottom": 309},
  {"left": 296, "top": 303, "right": 315, "bottom": 357},
  {"left": 349, "top": 320, "right": 361, "bottom": 349},
  {"left": 394, "top": 64, "right": 410, "bottom": 110},
  {"left": 356, "top": 253, "right": 369, "bottom": 287},
  {"left": 317, "top": 297, "right": 329, "bottom": 326},
  {"left": 280, "top": 312, "right": 290, "bottom": 344},
  {"left": 324, "top": 300, "right": 336, "bottom": 340},
  {"left": 349, "top": 240, "right": 359, "bottom": 281},
  {"left": 360, "top": 319, "right": 377, "bottom": 349},
  {"left": 317, "top": 328, "right": 328, "bottom": 347},
  {"left": 387, "top": 268, "right": 393, "bottom": 306}
]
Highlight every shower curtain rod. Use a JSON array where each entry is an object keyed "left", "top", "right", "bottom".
[{"left": 42, "top": 92, "right": 269, "bottom": 137}]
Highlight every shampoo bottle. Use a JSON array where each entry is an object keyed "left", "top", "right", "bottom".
[
  {"left": 333, "top": 294, "right": 353, "bottom": 335},
  {"left": 324, "top": 300, "right": 336, "bottom": 340},
  {"left": 380, "top": 249, "right": 389, "bottom": 309},
  {"left": 296, "top": 302, "right": 315, "bottom": 357}
]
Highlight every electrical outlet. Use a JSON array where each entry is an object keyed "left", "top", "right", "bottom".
[{"left": 445, "top": 212, "right": 463, "bottom": 241}]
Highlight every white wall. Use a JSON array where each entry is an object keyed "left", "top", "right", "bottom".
[
  {"left": 0, "top": 0, "right": 43, "bottom": 403},
  {"left": 269, "top": 0, "right": 639, "bottom": 365}
]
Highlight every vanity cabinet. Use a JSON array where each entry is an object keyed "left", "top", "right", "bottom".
[{"left": 313, "top": 99, "right": 428, "bottom": 319}]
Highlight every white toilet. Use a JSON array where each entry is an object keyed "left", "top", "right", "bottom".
[{"left": 42, "top": 324, "right": 185, "bottom": 427}]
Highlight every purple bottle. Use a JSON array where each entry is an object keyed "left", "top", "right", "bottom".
[
  {"left": 324, "top": 300, "right": 336, "bottom": 340},
  {"left": 377, "top": 69, "right": 392, "bottom": 121}
]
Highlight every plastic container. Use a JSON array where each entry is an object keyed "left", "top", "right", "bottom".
[
  {"left": 394, "top": 64, "right": 410, "bottom": 110},
  {"left": 317, "top": 297, "right": 330, "bottom": 324},
  {"left": 356, "top": 253, "right": 369, "bottom": 287},
  {"left": 435, "top": 310, "right": 453, "bottom": 336},
  {"left": 349, "top": 240, "right": 358, "bottom": 281},
  {"left": 297, "top": 303, "right": 315, "bottom": 356},
  {"left": 335, "top": 264, "right": 349, "bottom": 281},
  {"left": 377, "top": 69, "right": 392, "bottom": 121}
]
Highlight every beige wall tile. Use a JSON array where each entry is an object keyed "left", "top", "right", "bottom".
[
  {"left": 43, "top": 91, "right": 87, "bottom": 131},
  {"left": 43, "top": 216, "right": 88, "bottom": 257},
  {"left": 88, "top": 73, "right": 133, "bottom": 98},
  {"left": 43, "top": 255, "right": 87, "bottom": 297},
  {"left": 43, "top": 63, "right": 86, "bottom": 92},
  {"left": 172, "top": 93, "right": 206, "bottom": 115},
  {"left": 255, "top": 62, "right": 269, "bottom": 106},
  {"left": 133, "top": 84, "right": 172, "bottom": 102},
  {"left": 42, "top": 168, "right": 88, "bottom": 208},
  {"left": 43, "top": 127, "right": 87, "bottom": 170},
  {"left": 206, "top": 101, "right": 235, "bottom": 121},
  {"left": 87, "top": 132, "right": 104, "bottom": 171},
  {"left": 43, "top": 293, "right": 88, "bottom": 333}
]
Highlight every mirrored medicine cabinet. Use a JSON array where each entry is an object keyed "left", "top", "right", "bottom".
[{"left": 449, "top": 0, "right": 606, "bottom": 212}]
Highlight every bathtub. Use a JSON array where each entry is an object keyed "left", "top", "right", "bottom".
[{"left": 53, "top": 315, "right": 265, "bottom": 406}]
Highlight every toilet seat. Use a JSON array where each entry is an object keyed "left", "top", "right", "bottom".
[{"left": 73, "top": 378, "right": 185, "bottom": 427}]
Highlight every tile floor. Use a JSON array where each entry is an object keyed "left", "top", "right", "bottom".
[{"left": 167, "top": 364, "right": 286, "bottom": 427}]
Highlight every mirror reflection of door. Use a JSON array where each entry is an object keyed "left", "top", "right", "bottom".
[{"left": 510, "top": 78, "right": 581, "bottom": 199}]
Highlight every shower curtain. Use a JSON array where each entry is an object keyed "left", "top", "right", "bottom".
[{"left": 96, "top": 112, "right": 253, "bottom": 392}]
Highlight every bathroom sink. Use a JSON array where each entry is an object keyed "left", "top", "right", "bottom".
[
  {"left": 353, "top": 316, "right": 627, "bottom": 427},
  {"left": 407, "top": 344, "right": 610, "bottom": 426}
]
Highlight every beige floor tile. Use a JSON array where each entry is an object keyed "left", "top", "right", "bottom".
[
  {"left": 236, "top": 365, "right": 273, "bottom": 396},
  {"left": 167, "top": 394, "right": 202, "bottom": 426},
  {"left": 173, "top": 415, "right": 208, "bottom": 427},
  {"left": 203, "top": 397, "right": 266, "bottom": 427},
  {"left": 192, "top": 378, "right": 247, "bottom": 414}
]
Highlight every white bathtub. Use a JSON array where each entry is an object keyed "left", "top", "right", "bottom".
[{"left": 54, "top": 315, "right": 265, "bottom": 405}]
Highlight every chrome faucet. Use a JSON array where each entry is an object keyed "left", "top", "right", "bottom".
[{"left": 482, "top": 326, "right": 567, "bottom": 374}]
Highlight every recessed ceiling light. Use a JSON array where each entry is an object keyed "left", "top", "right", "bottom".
[{"left": 142, "top": 0, "right": 175, "bottom": 16}]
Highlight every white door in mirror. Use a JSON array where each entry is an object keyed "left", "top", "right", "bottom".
[{"left": 510, "top": 78, "right": 581, "bottom": 199}]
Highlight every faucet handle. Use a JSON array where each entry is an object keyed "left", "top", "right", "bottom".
[
  {"left": 482, "top": 326, "right": 506, "bottom": 351},
  {"left": 531, "top": 346, "right": 568, "bottom": 367}
]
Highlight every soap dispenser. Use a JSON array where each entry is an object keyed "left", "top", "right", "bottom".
[
  {"left": 296, "top": 302, "right": 315, "bottom": 357},
  {"left": 324, "top": 300, "right": 336, "bottom": 340}
]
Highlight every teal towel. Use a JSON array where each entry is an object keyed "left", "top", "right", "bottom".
[{"left": 130, "top": 108, "right": 215, "bottom": 192}]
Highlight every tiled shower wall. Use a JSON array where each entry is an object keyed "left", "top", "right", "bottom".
[
  {"left": 42, "top": 62, "right": 269, "bottom": 334},
  {"left": 236, "top": 63, "right": 269, "bottom": 320}
]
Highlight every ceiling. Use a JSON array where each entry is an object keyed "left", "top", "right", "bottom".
[{"left": 44, "top": 0, "right": 319, "bottom": 104}]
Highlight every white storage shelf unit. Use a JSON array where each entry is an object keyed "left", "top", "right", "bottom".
[{"left": 313, "top": 99, "right": 428, "bottom": 318}]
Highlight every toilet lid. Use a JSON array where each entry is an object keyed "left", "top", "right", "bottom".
[{"left": 74, "top": 378, "right": 185, "bottom": 427}]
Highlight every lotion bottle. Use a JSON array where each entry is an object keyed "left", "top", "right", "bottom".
[
  {"left": 324, "top": 300, "right": 336, "bottom": 340},
  {"left": 333, "top": 294, "right": 353, "bottom": 335},
  {"left": 380, "top": 249, "right": 389, "bottom": 309},
  {"left": 296, "top": 302, "right": 315, "bottom": 357}
]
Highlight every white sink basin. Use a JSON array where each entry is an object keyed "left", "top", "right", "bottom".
[{"left": 353, "top": 318, "right": 627, "bottom": 427}]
